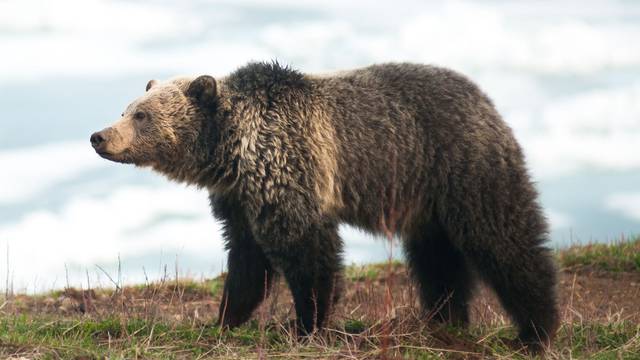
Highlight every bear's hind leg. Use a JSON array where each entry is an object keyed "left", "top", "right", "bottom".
[
  {"left": 404, "top": 219, "right": 474, "bottom": 326},
  {"left": 465, "top": 235, "right": 559, "bottom": 352}
]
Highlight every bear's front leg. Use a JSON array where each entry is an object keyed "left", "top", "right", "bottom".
[
  {"left": 257, "top": 214, "right": 344, "bottom": 335},
  {"left": 211, "top": 195, "right": 277, "bottom": 328}
]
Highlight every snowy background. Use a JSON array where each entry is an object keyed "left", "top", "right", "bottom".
[{"left": 1, "top": 0, "right": 639, "bottom": 292}]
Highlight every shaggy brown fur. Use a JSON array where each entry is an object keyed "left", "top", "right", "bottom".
[{"left": 91, "top": 61, "right": 559, "bottom": 352}]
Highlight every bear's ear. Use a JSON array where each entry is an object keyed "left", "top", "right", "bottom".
[
  {"left": 146, "top": 79, "right": 158, "bottom": 92},
  {"left": 186, "top": 75, "right": 217, "bottom": 107}
]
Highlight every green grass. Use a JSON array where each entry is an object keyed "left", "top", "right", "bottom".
[
  {"left": 129, "top": 277, "right": 225, "bottom": 297},
  {"left": 0, "top": 314, "right": 310, "bottom": 359},
  {"left": 2, "top": 315, "right": 638, "bottom": 359},
  {"left": 0, "top": 315, "right": 272, "bottom": 359},
  {"left": 474, "top": 322, "right": 640, "bottom": 360},
  {"left": 558, "top": 236, "right": 640, "bottom": 272},
  {"left": 345, "top": 259, "right": 404, "bottom": 282}
]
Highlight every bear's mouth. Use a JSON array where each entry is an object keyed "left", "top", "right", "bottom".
[
  {"left": 95, "top": 150, "right": 133, "bottom": 164},
  {"left": 95, "top": 149, "right": 114, "bottom": 159}
]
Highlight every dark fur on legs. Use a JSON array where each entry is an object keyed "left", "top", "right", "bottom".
[
  {"left": 404, "top": 218, "right": 474, "bottom": 326},
  {"left": 446, "top": 177, "right": 560, "bottom": 353},
  {"left": 211, "top": 195, "right": 276, "bottom": 328},
  {"left": 257, "top": 215, "right": 344, "bottom": 335},
  {"left": 466, "top": 240, "right": 558, "bottom": 353}
]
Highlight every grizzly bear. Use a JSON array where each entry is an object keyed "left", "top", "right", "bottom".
[{"left": 91, "top": 62, "right": 559, "bottom": 352}]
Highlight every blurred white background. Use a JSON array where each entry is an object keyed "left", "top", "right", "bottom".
[{"left": 1, "top": 0, "right": 639, "bottom": 291}]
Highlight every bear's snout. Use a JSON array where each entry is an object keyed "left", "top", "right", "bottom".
[
  {"left": 90, "top": 129, "right": 110, "bottom": 153},
  {"left": 90, "top": 122, "right": 134, "bottom": 163}
]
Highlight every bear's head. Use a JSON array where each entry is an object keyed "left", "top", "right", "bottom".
[{"left": 90, "top": 75, "right": 219, "bottom": 178}]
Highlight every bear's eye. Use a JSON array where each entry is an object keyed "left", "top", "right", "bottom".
[{"left": 134, "top": 111, "right": 147, "bottom": 121}]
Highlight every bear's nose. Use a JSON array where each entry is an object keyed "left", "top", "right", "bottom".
[{"left": 90, "top": 131, "right": 107, "bottom": 150}]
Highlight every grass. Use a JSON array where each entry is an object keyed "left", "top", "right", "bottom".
[
  {"left": 2, "top": 313, "right": 638, "bottom": 359},
  {"left": 558, "top": 235, "right": 640, "bottom": 272},
  {"left": 345, "top": 260, "right": 404, "bottom": 282},
  {"left": 1, "top": 315, "right": 279, "bottom": 359},
  {"left": 1, "top": 237, "right": 639, "bottom": 359}
]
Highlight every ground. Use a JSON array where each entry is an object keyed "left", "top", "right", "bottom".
[{"left": 1, "top": 238, "right": 639, "bottom": 359}]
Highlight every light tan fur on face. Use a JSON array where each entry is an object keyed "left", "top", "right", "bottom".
[
  {"left": 104, "top": 77, "right": 197, "bottom": 157},
  {"left": 105, "top": 116, "right": 135, "bottom": 154},
  {"left": 147, "top": 77, "right": 196, "bottom": 146}
]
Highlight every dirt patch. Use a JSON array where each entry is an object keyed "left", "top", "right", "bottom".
[
  {"left": 557, "top": 268, "right": 640, "bottom": 322},
  {"left": 469, "top": 268, "right": 640, "bottom": 327}
]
